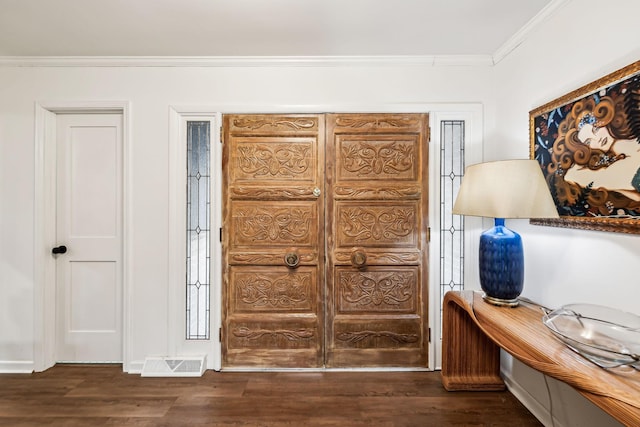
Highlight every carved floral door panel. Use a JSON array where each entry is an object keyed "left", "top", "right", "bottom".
[
  {"left": 222, "top": 114, "right": 325, "bottom": 368},
  {"left": 326, "top": 113, "right": 429, "bottom": 367},
  {"left": 222, "top": 113, "right": 429, "bottom": 369}
]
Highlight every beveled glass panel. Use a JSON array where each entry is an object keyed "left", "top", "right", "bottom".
[
  {"left": 440, "top": 121, "right": 465, "bottom": 325},
  {"left": 186, "top": 121, "right": 211, "bottom": 340}
]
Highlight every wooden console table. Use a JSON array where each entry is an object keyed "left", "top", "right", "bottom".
[{"left": 441, "top": 291, "right": 640, "bottom": 426}]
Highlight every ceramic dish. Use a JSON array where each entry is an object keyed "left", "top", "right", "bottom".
[{"left": 542, "top": 303, "right": 640, "bottom": 369}]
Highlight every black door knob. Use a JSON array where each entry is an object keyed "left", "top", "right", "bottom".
[{"left": 52, "top": 245, "right": 67, "bottom": 254}]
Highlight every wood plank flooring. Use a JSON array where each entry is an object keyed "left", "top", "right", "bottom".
[{"left": 0, "top": 364, "right": 542, "bottom": 426}]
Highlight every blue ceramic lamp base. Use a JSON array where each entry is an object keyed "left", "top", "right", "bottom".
[{"left": 479, "top": 218, "right": 524, "bottom": 307}]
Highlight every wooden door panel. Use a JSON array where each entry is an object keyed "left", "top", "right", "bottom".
[
  {"left": 230, "top": 267, "right": 317, "bottom": 313},
  {"left": 335, "top": 201, "right": 419, "bottom": 248},
  {"left": 230, "top": 201, "right": 318, "bottom": 248},
  {"left": 229, "top": 136, "right": 317, "bottom": 185},
  {"left": 335, "top": 267, "right": 419, "bottom": 313},
  {"left": 223, "top": 114, "right": 325, "bottom": 368},
  {"left": 326, "top": 113, "right": 429, "bottom": 368},
  {"left": 336, "top": 134, "right": 420, "bottom": 181}
]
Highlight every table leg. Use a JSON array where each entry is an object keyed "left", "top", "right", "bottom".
[{"left": 441, "top": 294, "right": 505, "bottom": 391}]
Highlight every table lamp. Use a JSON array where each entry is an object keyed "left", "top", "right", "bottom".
[{"left": 452, "top": 159, "right": 559, "bottom": 307}]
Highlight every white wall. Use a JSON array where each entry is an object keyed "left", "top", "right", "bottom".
[
  {"left": 1, "top": 0, "right": 638, "bottom": 423},
  {"left": 0, "top": 64, "right": 494, "bottom": 372},
  {"left": 491, "top": 0, "right": 640, "bottom": 425}
]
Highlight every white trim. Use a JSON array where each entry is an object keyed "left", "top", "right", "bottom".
[
  {"left": 168, "top": 107, "right": 223, "bottom": 371},
  {"left": 492, "top": 0, "right": 570, "bottom": 64},
  {"left": 33, "top": 105, "right": 56, "bottom": 372},
  {"left": 33, "top": 101, "right": 132, "bottom": 372},
  {"left": 168, "top": 103, "right": 483, "bottom": 115},
  {"left": 427, "top": 110, "right": 484, "bottom": 370},
  {"left": 0, "top": 55, "right": 494, "bottom": 68},
  {"left": 122, "top": 103, "right": 133, "bottom": 373},
  {"left": 167, "top": 108, "right": 181, "bottom": 362},
  {"left": 432, "top": 55, "right": 494, "bottom": 67},
  {"left": 126, "top": 360, "right": 145, "bottom": 375},
  {"left": 0, "top": 361, "right": 35, "bottom": 374}
]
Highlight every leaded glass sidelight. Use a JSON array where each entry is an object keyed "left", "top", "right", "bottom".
[
  {"left": 440, "top": 121, "right": 465, "bottom": 317},
  {"left": 186, "top": 121, "right": 211, "bottom": 340}
]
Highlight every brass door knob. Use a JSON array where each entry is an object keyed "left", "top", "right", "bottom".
[
  {"left": 351, "top": 250, "right": 367, "bottom": 268},
  {"left": 284, "top": 252, "right": 300, "bottom": 268}
]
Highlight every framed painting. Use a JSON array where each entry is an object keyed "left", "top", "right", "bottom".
[{"left": 530, "top": 60, "right": 640, "bottom": 234}]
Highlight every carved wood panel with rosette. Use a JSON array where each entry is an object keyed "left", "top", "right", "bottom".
[
  {"left": 223, "top": 114, "right": 325, "bottom": 368},
  {"left": 326, "top": 113, "right": 429, "bottom": 368}
]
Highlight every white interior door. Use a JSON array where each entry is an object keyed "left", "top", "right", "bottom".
[{"left": 55, "top": 113, "right": 123, "bottom": 363}]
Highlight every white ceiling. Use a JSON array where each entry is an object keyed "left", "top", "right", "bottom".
[{"left": 0, "top": 0, "right": 557, "bottom": 58}]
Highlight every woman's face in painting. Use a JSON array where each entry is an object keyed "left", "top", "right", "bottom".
[{"left": 578, "top": 123, "right": 615, "bottom": 152}]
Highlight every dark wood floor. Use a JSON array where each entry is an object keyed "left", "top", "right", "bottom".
[{"left": 0, "top": 364, "right": 542, "bottom": 426}]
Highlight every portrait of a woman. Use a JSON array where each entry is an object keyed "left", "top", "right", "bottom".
[{"left": 533, "top": 73, "right": 640, "bottom": 218}]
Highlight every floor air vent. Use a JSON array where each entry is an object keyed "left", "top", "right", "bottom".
[{"left": 141, "top": 356, "right": 206, "bottom": 377}]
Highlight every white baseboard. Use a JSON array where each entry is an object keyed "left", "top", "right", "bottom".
[
  {"left": 1, "top": 359, "right": 147, "bottom": 375},
  {"left": 126, "top": 360, "right": 145, "bottom": 374},
  {"left": 0, "top": 360, "right": 35, "bottom": 373}
]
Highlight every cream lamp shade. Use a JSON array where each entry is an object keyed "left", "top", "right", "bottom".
[{"left": 452, "top": 159, "right": 559, "bottom": 219}]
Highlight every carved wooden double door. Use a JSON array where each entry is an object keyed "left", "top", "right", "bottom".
[{"left": 222, "top": 113, "right": 429, "bottom": 368}]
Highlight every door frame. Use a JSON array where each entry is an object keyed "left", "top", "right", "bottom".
[
  {"left": 172, "top": 103, "right": 482, "bottom": 371},
  {"left": 34, "top": 101, "right": 131, "bottom": 372},
  {"left": 168, "top": 107, "right": 223, "bottom": 370},
  {"left": 428, "top": 111, "right": 483, "bottom": 369}
]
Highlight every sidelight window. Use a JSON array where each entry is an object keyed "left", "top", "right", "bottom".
[
  {"left": 440, "top": 120, "right": 465, "bottom": 316},
  {"left": 186, "top": 121, "right": 211, "bottom": 340}
]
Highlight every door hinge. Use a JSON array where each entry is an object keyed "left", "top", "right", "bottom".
[
  {"left": 219, "top": 126, "right": 224, "bottom": 144},
  {"left": 219, "top": 227, "right": 222, "bottom": 242},
  {"left": 219, "top": 328, "right": 222, "bottom": 342},
  {"left": 427, "top": 227, "right": 431, "bottom": 242},
  {"left": 428, "top": 327, "right": 431, "bottom": 343}
]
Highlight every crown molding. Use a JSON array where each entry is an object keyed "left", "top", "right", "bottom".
[
  {"left": 492, "top": 0, "right": 570, "bottom": 64},
  {"left": 0, "top": 1, "right": 567, "bottom": 69},
  {"left": 433, "top": 55, "right": 494, "bottom": 67},
  {"left": 0, "top": 54, "right": 495, "bottom": 68}
]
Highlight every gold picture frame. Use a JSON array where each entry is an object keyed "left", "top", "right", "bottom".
[{"left": 530, "top": 60, "right": 640, "bottom": 234}]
